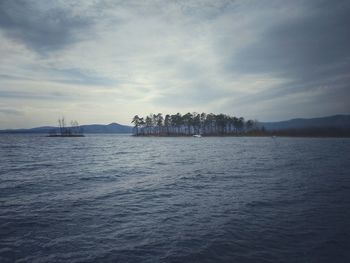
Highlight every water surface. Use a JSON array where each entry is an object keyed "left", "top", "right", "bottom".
[{"left": 1, "top": 134, "right": 349, "bottom": 262}]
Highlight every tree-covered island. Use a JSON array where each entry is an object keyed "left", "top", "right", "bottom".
[
  {"left": 48, "top": 117, "right": 84, "bottom": 137},
  {"left": 131, "top": 112, "right": 263, "bottom": 136}
]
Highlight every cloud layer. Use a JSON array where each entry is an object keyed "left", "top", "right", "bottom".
[{"left": 0, "top": 0, "right": 349, "bottom": 128}]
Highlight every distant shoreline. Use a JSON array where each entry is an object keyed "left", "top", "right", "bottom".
[
  {"left": 0, "top": 129, "right": 349, "bottom": 138},
  {"left": 132, "top": 134, "right": 350, "bottom": 138},
  {"left": 0, "top": 132, "right": 349, "bottom": 138},
  {"left": 47, "top": 134, "right": 85, "bottom": 137},
  {"left": 131, "top": 127, "right": 350, "bottom": 138}
]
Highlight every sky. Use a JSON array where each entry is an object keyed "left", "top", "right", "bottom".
[{"left": 0, "top": 0, "right": 349, "bottom": 129}]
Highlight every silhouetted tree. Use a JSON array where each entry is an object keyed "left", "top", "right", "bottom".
[
  {"left": 156, "top": 113, "right": 163, "bottom": 135},
  {"left": 132, "top": 112, "right": 261, "bottom": 136},
  {"left": 132, "top": 115, "right": 141, "bottom": 135},
  {"left": 164, "top": 114, "right": 171, "bottom": 135}
]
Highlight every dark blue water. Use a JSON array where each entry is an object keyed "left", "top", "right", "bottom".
[{"left": 1, "top": 134, "right": 349, "bottom": 262}]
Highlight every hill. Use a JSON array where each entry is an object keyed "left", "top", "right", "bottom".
[
  {"left": 0, "top": 123, "right": 133, "bottom": 134},
  {"left": 261, "top": 115, "right": 350, "bottom": 131}
]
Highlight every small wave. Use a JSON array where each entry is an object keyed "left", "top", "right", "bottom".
[
  {"left": 79, "top": 175, "right": 118, "bottom": 182},
  {"left": 154, "top": 161, "right": 167, "bottom": 165},
  {"left": 114, "top": 151, "right": 131, "bottom": 155},
  {"left": 246, "top": 200, "right": 273, "bottom": 208}
]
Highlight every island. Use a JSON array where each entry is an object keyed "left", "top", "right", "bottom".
[
  {"left": 48, "top": 118, "right": 84, "bottom": 137},
  {"left": 131, "top": 112, "right": 262, "bottom": 136},
  {"left": 131, "top": 113, "right": 350, "bottom": 137}
]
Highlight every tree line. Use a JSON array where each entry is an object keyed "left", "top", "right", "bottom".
[{"left": 131, "top": 112, "right": 263, "bottom": 136}]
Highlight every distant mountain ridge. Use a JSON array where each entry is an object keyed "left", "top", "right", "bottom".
[
  {"left": 260, "top": 114, "right": 350, "bottom": 131},
  {"left": 0, "top": 115, "right": 349, "bottom": 134},
  {"left": 0, "top": 122, "right": 133, "bottom": 134}
]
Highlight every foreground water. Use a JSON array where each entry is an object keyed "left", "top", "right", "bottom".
[{"left": 0, "top": 134, "right": 349, "bottom": 262}]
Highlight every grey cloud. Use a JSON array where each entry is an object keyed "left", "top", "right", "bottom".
[
  {"left": 174, "top": 0, "right": 236, "bottom": 20},
  {"left": 48, "top": 68, "right": 117, "bottom": 87},
  {"left": 0, "top": 0, "right": 92, "bottom": 53},
  {"left": 0, "top": 108, "right": 23, "bottom": 116},
  {"left": 0, "top": 68, "right": 117, "bottom": 87},
  {"left": 230, "top": 74, "right": 350, "bottom": 108},
  {"left": 152, "top": 81, "right": 234, "bottom": 107},
  {"left": 0, "top": 90, "right": 75, "bottom": 100},
  {"left": 147, "top": 0, "right": 350, "bottom": 115},
  {"left": 218, "top": 0, "right": 350, "bottom": 116},
  {"left": 0, "top": 0, "right": 349, "bottom": 128},
  {"left": 0, "top": 74, "right": 32, "bottom": 81},
  {"left": 228, "top": 1, "right": 350, "bottom": 80}
]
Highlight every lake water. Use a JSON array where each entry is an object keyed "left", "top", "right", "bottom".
[{"left": 1, "top": 134, "right": 350, "bottom": 262}]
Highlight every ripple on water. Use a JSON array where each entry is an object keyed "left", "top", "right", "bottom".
[{"left": 0, "top": 135, "right": 350, "bottom": 263}]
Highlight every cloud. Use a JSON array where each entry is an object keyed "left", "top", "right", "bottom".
[
  {"left": 0, "top": 108, "right": 22, "bottom": 116},
  {"left": 0, "top": 0, "right": 93, "bottom": 53},
  {"left": 226, "top": 0, "right": 350, "bottom": 93},
  {"left": 0, "top": 0, "right": 349, "bottom": 128}
]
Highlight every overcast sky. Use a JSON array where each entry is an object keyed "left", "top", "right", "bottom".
[{"left": 0, "top": 0, "right": 349, "bottom": 128}]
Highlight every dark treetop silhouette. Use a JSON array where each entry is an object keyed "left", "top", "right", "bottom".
[{"left": 131, "top": 113, "right": 260, "bottom": 136}]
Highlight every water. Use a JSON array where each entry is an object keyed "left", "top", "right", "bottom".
[{"left": 1, "top": 134, "right": 349, "bottom": 263}]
